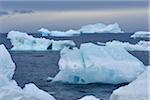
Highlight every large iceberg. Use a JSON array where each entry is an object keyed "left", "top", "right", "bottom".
[
  {"left": 131, "top": 31, "right": 150, "bottom": 38},
  {"left": 39, "top": 23, "right": 124, "bottom": 37},
  {"left": 53, "top": 43, "right": 145, "bottom": 84},
  {"left": 0, "top": 44, "right": 56, "bottom": 100},
  {"left": 104, "top": 40, "right": 150, "bottom": 51},
  {"left": 38, "top": 28, "right": 50, "bottom": 36},
  {"left": 7, "top": 31, "right": 76, "bottom": 51},
  {"left": 79, "top": 23, "right": 124, "bottom": 34},
  {"left": 7, "top": 31, "right": 52, "bottom": 50},
  {"left": 79, "top": 95, "right": 100, "bottom": 100},
  {"left": 109, "top": 66, "right": 150, "bottom": 100}
]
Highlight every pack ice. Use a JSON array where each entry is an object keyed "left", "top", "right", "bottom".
[
  {"left": 0, "top": 44, "right": 56, "bottom": 100},
  {"left": 103, "top": 40, "right": 150, "bottom": 51},
  {"left": 7, "top": 31, "right": 75, "bottom": 51},
  {"left": 109, "top": 66, "right": 150, "bottom": 100},
  {"left": 131, "top": 31, "right": 150, "bottom": 38},
  {"left": 53, "top": 43, "right": 145, "bottom": 84}
]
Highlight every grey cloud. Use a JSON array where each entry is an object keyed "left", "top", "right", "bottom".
[{"left": 12, "top": 10, "right": 34, "bottom": 14}]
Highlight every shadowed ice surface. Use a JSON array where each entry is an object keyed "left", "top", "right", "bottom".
[{"left": 0, "top": 33, "right": 149, "bottom": 100}]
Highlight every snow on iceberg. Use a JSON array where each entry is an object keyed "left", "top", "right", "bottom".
[
  {"left": 109, "top": 66, "right": 150, "bottom": 100},
  {"left": 50, "top": 29, "right": 80, "bottom": 37},
  {"left": 38, "top": 28, "right": 50, "bottom": 36},
  {"left": 79, "top": 95, "right": 100, "bottom": 100},
  {"left": 131, "top": 31, "right": 150, "bottom": 38},
  {"left": 53, "top": 43, "right": 145, "bottom": 84},
  {"left": 79, "top": 23, "right": 124, "bottom": 34},
  {"left": 7, "top": 30, "right": 76, "bottom": 51},
  {"left": 104, "top": 40, "right": 150, "bottom": 51},
  {"left": 0, "top": 44, "right": 56, "bottom": 100}
]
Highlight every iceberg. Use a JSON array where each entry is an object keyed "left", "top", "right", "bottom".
[
  {"left": 79, "top": 23, "right": 124, "bottom": 34},
  {"left": 104, "top": 40, "right": 150, "bottom": 51},
  {"left": 39, "top": 22, "right": 124, "bottom": 37},
  {"left": 53, "top": 43, "right": 145, "bottom": 84},
  {"left": 7, "top": 30, "right": 52, "bottom": 50},
  {"left": 0, "top": 44, "right": 56, "bottom": 100},
  {"left": 131, "top": 31, "right": 150, "bottom": 38},
  {"left": 50, "top": 29, "right": 80, "bottom": 37},
  {"left": 38, "top": 28, "right": 50, "bottom": 36},
  {"left": 7, "top": 30, "right": 76, "bottom": 51},
  {"left": 109, "top": 66, "right": 150, "bottom": 100},
  {"left": 79, "top": 95, "right": 100, "bottom": 100}
]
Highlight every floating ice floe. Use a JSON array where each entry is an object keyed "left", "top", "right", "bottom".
[
  {"left": 79, "top": 23, "right": 124, "bottom": 34},
  {"left": 0, "top": 44, "right": 56, "bottom": 100},
  {"left": 103, "top": 40, "right": 150, "bottom": 51},
  {"left": 131, "top": 31, "right": 150, "bottom": 38},
  {"left": 79, "top": 95, "right": 100, "bottom": 100},
  {"left": 109, "top": 66, "right": 150, "bottom": 100},
  {"left": 53, "top": 43, "right": 145, "bottom": 84},
  {"left": 7, "top": 31, "right": 76, "bottom": 51},
  {"left": 39, "top": 23, "right": 124, "bottom": 37},
  {"left": 38, "top": 28, "right": 50, "bottom": 36}
]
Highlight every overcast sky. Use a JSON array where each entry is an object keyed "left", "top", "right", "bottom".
[{"left": 0, "top": 1, "right": 149, "bottom": 33}]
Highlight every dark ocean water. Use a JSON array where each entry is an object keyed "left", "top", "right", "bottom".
[{"left": 0, "top": 33, "right": 149, "bottom": 100}]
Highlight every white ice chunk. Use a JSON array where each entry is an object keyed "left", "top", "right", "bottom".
[
  {"left": 7, "top": 31, "right": 52, "bottom": 50},
  {"left": 0, "top": 82, "right": 56, "bottom": 100},
  {"left": 131, "top": 31, "right": 150, "bottom": 38},
  {"left": 109, "top": 66, "right": 150, "bottom": 100},
  {"left": 0, "top": 44, "right": 15, "bottom": 80},
  {"left": 0, "top": 44, "right": 56, "bottom": 100},
  {"left": 7, "top": 30, "right": 76, "bottom": 51},
  {"left": 79, "top": 95, "right": 100, "bottom": 100},
  {"left": 79, "top": 23, "right": 124, "bottom": 34},
  {"left": 53, "top": 43, "right": 145, "bottom": 84},
  {"left": 23, "top": 83, "right": 56, "bottom": 100},
  {"left": 38, "top": 28, "right": 50, "bottom": 36},
  {"left": 105, "top": 40, "right": 150, "bottom": 51}
]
